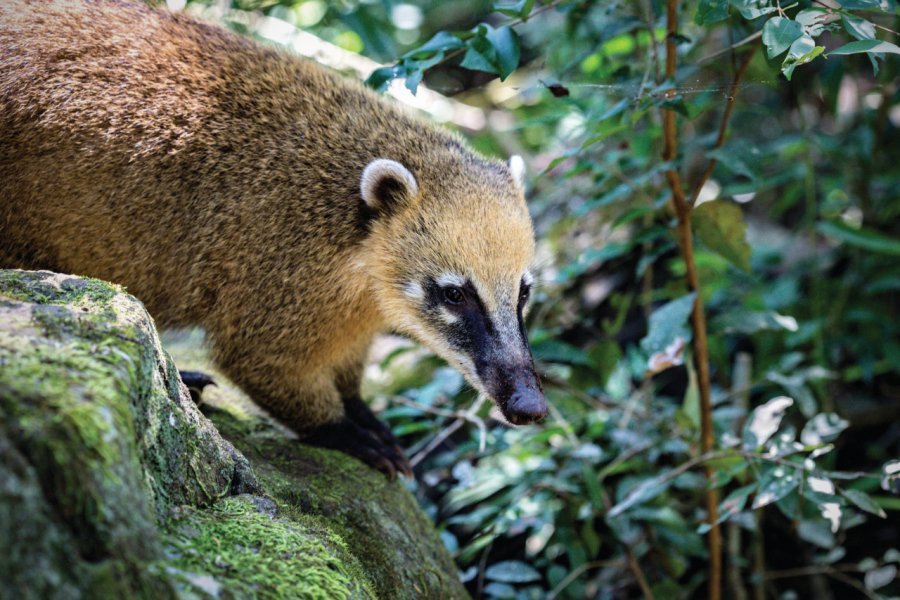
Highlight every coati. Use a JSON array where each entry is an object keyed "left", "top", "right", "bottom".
[{"left": 0, "top": 0, "right": 547, "bottom": 477}]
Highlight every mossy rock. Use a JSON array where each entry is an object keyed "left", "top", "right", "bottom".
[{"left": 0, "top": 270, "right": 468, "bottom": 599}]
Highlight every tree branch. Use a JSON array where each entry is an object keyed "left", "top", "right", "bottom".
[
  {"left": 688, "top": 38, "right": 760, "bottom": 208},
  {"left": 662, "top": 2, "right": 722, "bottom": 599}
]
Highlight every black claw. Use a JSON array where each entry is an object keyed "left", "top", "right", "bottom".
[
  {"left": 180, "top": 370, "right": 216, "bottom": 403},
  {"left": 302, "top": 416, "right": 411, "bottom": 479}
]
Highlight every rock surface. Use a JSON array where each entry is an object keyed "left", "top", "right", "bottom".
[{"left": 0, "top": 270, "right": 467, "bottom": 599}]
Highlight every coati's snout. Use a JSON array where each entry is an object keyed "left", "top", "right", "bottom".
[
  {"left": 478, "top": 360, "right": 547, "bottom": 425},
  {"left": 361, "top": 156, "right": 547, "bottom": 426}
]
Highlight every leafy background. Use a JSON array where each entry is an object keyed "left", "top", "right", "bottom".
[{"left": 167, "top": 0, "right": 898, "bottom": 598}]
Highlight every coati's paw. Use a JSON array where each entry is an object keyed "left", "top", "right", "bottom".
[
  {"left": 179, "top": 370, "right": 216, "bottom": 403},
  {"left": 303, "top": 418, "right": 413, "bottom": 480},
  {"left": 344, "top": 397, "right": 409, "bottom": 465}
]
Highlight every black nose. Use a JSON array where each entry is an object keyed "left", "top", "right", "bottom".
[{"left": 505, "top": 383, "right": 548, "bottom": 425}]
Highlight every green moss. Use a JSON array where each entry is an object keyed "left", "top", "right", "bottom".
[
  {"left": 0, "top": 270, "right": 120, "bottom": 307},
  {"left": 208, "top": 411, "right": 467, "bottom": 599},
  {"left": 0, "top": 330, "right": 158, "bottom": 567},
  {"left": 164, "top": 495, "right": 374, "bottom": 600},
  {"left": 1, "top": 270, "right": 258, "bottom": 597}
]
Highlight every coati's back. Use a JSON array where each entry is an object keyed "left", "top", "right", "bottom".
[
  {"left": 1, "top": 0, "right": 549, "bottom": 477},
  {"left": 0, "top": 0, "right": 463, "bottom": 325}
]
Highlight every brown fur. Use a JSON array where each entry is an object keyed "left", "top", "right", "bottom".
[{"left": 0, "top": 0, "right": 535, "bottom": 432}]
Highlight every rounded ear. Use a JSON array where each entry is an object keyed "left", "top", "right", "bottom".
[
  {"left": 508, "top": 155, "right": 526, "bottom": 188},
  {"left": 360, "top": 158, "right": 418, "bottom": 214}
]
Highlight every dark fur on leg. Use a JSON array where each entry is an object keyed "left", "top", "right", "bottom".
[
  {"left": 303, "top": 400, "right": 412, "bottom": 479},
  {"left": 344, "top": 396, "right": 412, "bottom": 477}
]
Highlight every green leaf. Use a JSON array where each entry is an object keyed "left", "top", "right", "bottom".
[
  {"left": 494, "top": 0, "right": 536, "bottom": 18},
  {"left": 800, "top": 413, "right": 849, "bottom": 446},
  {"left": 817, "top": 221, "right": 900, "bottom": 255},
  {"left": 531, "top": 339, "right": 593, "bottom": 367},
  {"left": 744, "top": 396, "right": 793, "bottom": 449},
  {"left": 608, "top": 471, "right": 676, "bottom": 517},
  {"left": 842, "top": 489, "right": 887, "bottom": 518},
  {"left": 731, "top": 0, "right": 777, "bottom": 20},
  {"left": 403, "top": 31, "right": 463, "bottom": 59},
  {"left": 865, "top": 565, "right": 898, "bottom": 591},
  {"left": 695, "top": 0, "right": 731, "bottom": 24},
  {"left": 460, "top": 46, "right": 498, "bottom": 74},
  {"left": 781, "top": 35, "right": 825, "bottom": 81},
  {"left": 484, "top": 560, "right": 542, "bottom": 583},
  {"left": 640, "top": 293, "right": 697, "bottom": 356},
  {"left": 698, "top": 483, "right": 757, "bottom": 532},
  {"left": 483, "top": 582, "right": 516, "bottom": 598},
  {"left": 798, "top": 519, "right": 836, "bottom": 548},
  {"left": 829, "top": 39, "right": 900, "bottom": 56},
  {"left": 365, "top": 65, "right": 403, "bottom": 91},
  {"left": 707, "top": 147, "right": 757, "bottom": 180},
  {"left": 842, "top": 13, "right": 876, "bottom": 40},
  {"left": 794, "top": 8, "right": 831, "bottom": 37},
  {"left": 692, "top": 200, "right": 752, "bottom": 272},
  {"left": 781, "top": 35, "right": 825, "bottom": 79},
  {"left": 839, "top": 0, "right": 885, "bottom": 8},
  {"left": 486, "top": 25, "right": 521, "bottom": 79},
  {"left": 883, "top": 459, "right": 900, "bottom": 493},
  {"left": 752, "top": 467, "right": 801, "bottom": 508},
  {"left": 713, "top": 310, "right": 798, "bottom": 334},
  {"left": 763, "top": 17, "right": 804, "bottom": 58},
  {"left": 404, "top": 52, "right": 446, "bottom": 94}
]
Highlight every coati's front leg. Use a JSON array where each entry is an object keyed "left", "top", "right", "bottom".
[
  {"left": 215, "top": 344, "right": 410, "bottom": 478},
  {"left": 316, "top": 358, "right": 412, "bottom": 478},
  {"left": 304, "top": 399, "right": 411, "bottom": 479}
]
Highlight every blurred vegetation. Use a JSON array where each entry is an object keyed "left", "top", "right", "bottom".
[{"left": 176, "top": 0, "right": 899, "bottom": 597}]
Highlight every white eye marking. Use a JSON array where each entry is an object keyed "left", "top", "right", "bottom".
[
  {"left": 436, "top": 272, "right": 466, "bottom": 288},
  {"left": 403, "top": 281, "right": 425, "bottom": 301},
  {"left": 522, "top": 270, "right": 535, "bottom": 287},
  {"left": 438, "top": 307, "right": 460, "bottom": 325}
]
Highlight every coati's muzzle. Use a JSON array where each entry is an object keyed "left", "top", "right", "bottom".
[{"left": 477, "top": 354, "right": 547, "bottom": 426}]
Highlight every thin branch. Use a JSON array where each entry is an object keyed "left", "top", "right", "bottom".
[
  {"left": 410, "top": 418, "right": 464, "bottom": 467},
  {"left": 766, "top": 564, "right": 879, "bottom": 600},
  {"left": 695, "top": 31, "right": 762, "bottom": 65},
  {"left": 727, "top": 353, "right": 752, "bottom": 600},
  {"left": 601, "top": 489, "right": 656, "bottom": 600},
  {"left": 662, "top": 2, "right": 722, "bottom": 599},
  {"left": 688, "top": 38, "right": 760, "bottom": 208},
  {"left": 408, "top": 394, "right": 488, "bottom": 466},
  {"left": 546, "top": 560, "right": 627, "bottom": 600},
  {"left": 873, "top": 21, "right": 900, "bottom": 36}
]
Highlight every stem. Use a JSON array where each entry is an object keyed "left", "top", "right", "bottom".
[
  {"left": 695, "top": 31, "right": 761, "bottom": 65},
  {"left": 601, "top": 490, "right": 656, "bottom": 600},
  {"left": 727, "top": 353, "right": 752, "bottom": 600},
  {"left": 688, "top": 39, "right": 760, "bottom": 208},
  {"left": 546, "top": 560, "right": 627, "bottom": 600},
  {"left": 662, "top": 2, "right": 722, "bottom": 599}
]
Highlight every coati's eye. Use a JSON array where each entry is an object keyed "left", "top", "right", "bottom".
[{"left": 442, "top": 286, "right": 465, "bottom": 305}]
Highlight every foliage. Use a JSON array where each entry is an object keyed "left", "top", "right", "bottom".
[{"left": 180, "top": 0, "right": 899, "bottom": 597}]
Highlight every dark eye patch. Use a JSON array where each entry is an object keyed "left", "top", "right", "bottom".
[{"left": 422, "top": 277, "right": 494, "bottom": 351}]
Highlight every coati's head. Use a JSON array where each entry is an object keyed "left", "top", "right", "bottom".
[{"left": 361, "top": 154, "right": 547, "bottom": 426}]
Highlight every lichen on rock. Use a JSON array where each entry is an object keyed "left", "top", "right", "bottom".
[{"left": 0, "top": 270, "right": 468, "bottom": 599}]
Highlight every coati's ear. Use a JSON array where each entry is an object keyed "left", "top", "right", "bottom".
[
  {"left": 360, "top": 158, "right": 419, "bottom": 214},
  {"left": 509, "top": 155, "right": 526, "bottom": 188}
]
